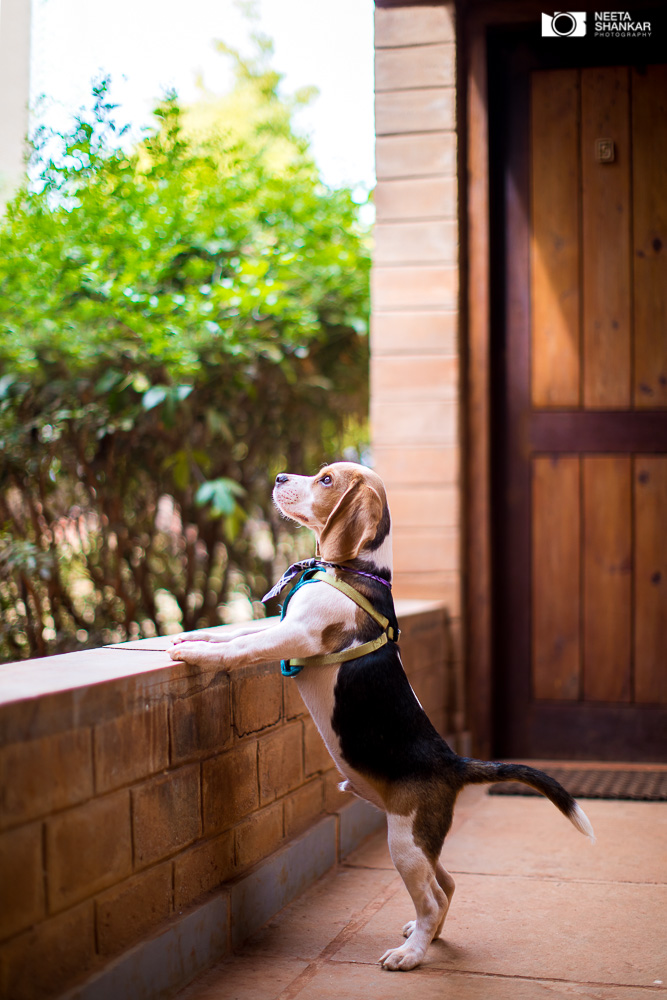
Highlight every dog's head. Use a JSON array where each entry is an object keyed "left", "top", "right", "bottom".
[{"left": 273, "top": 462, "right": 391, "bottom": 565}]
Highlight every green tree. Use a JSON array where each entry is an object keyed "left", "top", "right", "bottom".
[{"left": 0, "top": 58, "right": 370, "bottom": 661}]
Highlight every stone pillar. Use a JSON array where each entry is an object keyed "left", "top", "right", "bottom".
[{"left": 372, "top": 3, "right": 460, "bottom": 618}]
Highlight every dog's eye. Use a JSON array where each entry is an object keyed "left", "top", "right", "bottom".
[{"left": 319, "top": 475, "right": 333, "bottom": 486}]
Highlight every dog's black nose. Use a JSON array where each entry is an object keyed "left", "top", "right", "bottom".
[{"left": 275, "top": 473, "right": 289, "bottom": 485}]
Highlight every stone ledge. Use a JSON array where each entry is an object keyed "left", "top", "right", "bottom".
[
  {"left": 0, "top": 600, "right": 444, "bottom": 743},
  {"left": 0, "top": 622, "right": 277, "bottom": 745}
]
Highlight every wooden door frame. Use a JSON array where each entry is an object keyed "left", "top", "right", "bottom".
[
  {"left": 463, "top": 10, "right": 492, "bottom": 758},
  {"left": 463, "top": 1, "right": 566, "bottom": 758},
  {"left": 462, "top": 1, "right": 667, "bottom": 757},
  {"left": 464, "top": 2, "right": 531, "bottom": 758}
]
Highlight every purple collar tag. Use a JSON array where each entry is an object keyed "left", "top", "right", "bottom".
[{"left": 335, "top": 565, "right": 392, "bottom": 589}]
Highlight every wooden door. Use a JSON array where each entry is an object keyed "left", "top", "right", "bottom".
[{"left": 491, "top": 36, "right": 667, "bottom": 760}]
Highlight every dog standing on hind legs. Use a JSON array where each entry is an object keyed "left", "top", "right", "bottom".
[{"left": 170, "top": 461, "right": 595, "bottom": 971}]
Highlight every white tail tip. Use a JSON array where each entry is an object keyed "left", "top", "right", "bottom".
[{"left": 570, "top": 801, "right": 596, "bottom": 844}]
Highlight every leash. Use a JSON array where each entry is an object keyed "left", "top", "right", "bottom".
[{"left": 263, "top": 563, "right": 399, "bottom": 677}]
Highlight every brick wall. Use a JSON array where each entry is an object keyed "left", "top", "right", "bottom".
[
  {"left": 371, "top": 2, "right": 464, "bottom": 735},
  {"left": 0, "top": 601, "right": 451, "bottom": 1000}
]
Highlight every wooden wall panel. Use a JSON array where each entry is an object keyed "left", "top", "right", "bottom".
[
  {"left": 581, "top": 67, "right": 632, "bottom": 409},
  {"left": 634, "top": 456, "right": 667, "bottom": 704},
  {"left": 530, "top": 70, "right": 580, "bottom": 407},
  {"left": 583, "top": 456, "right": 632, "bottom": 702},
  {"left": 632, "top": 65, "right": 667, "bottom": 409},
  {"left": 532, "top": 456, "right": 581, "bottom": 700}
]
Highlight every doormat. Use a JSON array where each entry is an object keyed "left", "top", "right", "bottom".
[{"left": 488, "top": 767, "right": 667, "bottom": 801}]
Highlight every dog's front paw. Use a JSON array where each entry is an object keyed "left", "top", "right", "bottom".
[
  {"left": 169, "top": 640, "right": 226, "bottom": 667},
  {"left": 379, "top": 942, "right": 424, "bottom": 971}
]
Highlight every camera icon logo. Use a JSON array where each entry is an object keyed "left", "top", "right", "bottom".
[{"left": 541, "top": 11, "right": 587, "bottom": 36}]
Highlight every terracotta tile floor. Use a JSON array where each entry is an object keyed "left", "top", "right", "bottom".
[{"left": 176, "top": 786, "right": 667, "bottom": 1000}]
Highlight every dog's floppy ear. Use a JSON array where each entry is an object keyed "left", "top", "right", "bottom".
[{"left": 319, "top": 477, "right": 384, "bottom": 563}]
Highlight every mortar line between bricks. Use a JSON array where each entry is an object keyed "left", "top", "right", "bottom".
[
  {"left": 90, "top": 724, "right": 97, "bottom": 796},
  {"left": 129, "top": 787, "right": 136, "bottom": 871},
  {"left": 272, "top": 875, "right": 403, "bottom": 1000},
  {"left": 376, "top": 215, "right": 457, "bottom": 225},
  {"left": 197, "top": 761, "right": 203, "bottom": 841},
  {"left": 376, "top": 42, "right": 455, "bottom": 53},
  {"left": 40, "top": 820, "right": 49, "bottom": 920},
  {"left": 373, "top": 176, "right": 454, "bottom": 186},
  {"left": 375, "top": 257, "right": 459, "bottom": 268},
  {"left": 167, "top": 698, "right": 173, "bottom": 766},
  {"left": 375, "top": 87, "right": 456, "bottom": 97},
  {"left": 377, "top": 129, "right": 457, "bottom": 140},
  {"left": 377, "top": 87, "right": 456, "bottom": 99}
]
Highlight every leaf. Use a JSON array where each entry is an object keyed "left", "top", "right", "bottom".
[
  {"left": 205, "top": 409, "right": 233, "bottom": 443},
  {"left": 195, "top": 477, "right": 246, "bottom": 517},
  {"left": 94, "top": 369, "right": 124, "bottom": 394},
  {"left": 224, "top": 504, "right": 247, "bottom": 543},
  {"left": 142, "top": 386, "right": 169, "bottom": 410},
  {"left": 163, "top": 449, "right": 191, "bottom": 490}
]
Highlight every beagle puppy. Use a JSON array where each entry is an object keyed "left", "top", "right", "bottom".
[{"left": 170, "top": 462, "right": 594, "bottom": 971}]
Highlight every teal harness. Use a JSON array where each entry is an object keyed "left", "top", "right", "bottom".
[{"left": 277, "top": 567, "right": 400, "bottom": 677}]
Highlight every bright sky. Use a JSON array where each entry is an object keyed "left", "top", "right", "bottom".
[{"left": 29, "top": 0, "right": 375, "bottom": 192}]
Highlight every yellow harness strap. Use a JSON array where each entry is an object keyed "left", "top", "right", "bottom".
[{"left": 284, "top": 570, "right": 399, "bottom": 670}]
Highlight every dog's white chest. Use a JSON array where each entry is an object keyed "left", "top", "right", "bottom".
[
  {"left": 295, "top": 664, "right": 343, "bottom": 764},
  {"left": 294, "top": 665, "right": 383, "bottom": 808}
]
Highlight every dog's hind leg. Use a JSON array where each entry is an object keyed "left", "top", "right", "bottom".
[
  {"left": 380, "top": 813, "right": 448, "bottom": 971},
  {"left": 433, "top": 863, "right": 455, "bottom": 938},
  {"left": 402, "top": 861, "right": 455, "bottom": 941}
]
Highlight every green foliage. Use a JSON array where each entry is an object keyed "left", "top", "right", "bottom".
[{"left": 0, "top": 66, "right": 370, "bottom": 661}]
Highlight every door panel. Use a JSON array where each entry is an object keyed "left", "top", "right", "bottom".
[
  {"left": 581, "top": 67, "right": 632, "bottom": 409},
  {"left": 530, "top": 70, "right": 580, "bottom": 407},
  {"left": 582, "top": 456, "right": 632, "bottom": 703},
  {"left": 532, "top": 456, "right": 581, "bottom": 701},
  {"left": 491, "top": 31, "right": 667, "bottom": 760},
  {"left": 632, "top": 66, "right": 667, "bottom": 408},
  {"left": 634, "top": 456, "right": 667, "bottom": 702}
]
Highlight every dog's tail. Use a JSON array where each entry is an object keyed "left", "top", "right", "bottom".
[{"left": 459, "top": 759, "right": 596, "bottom": 844}]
